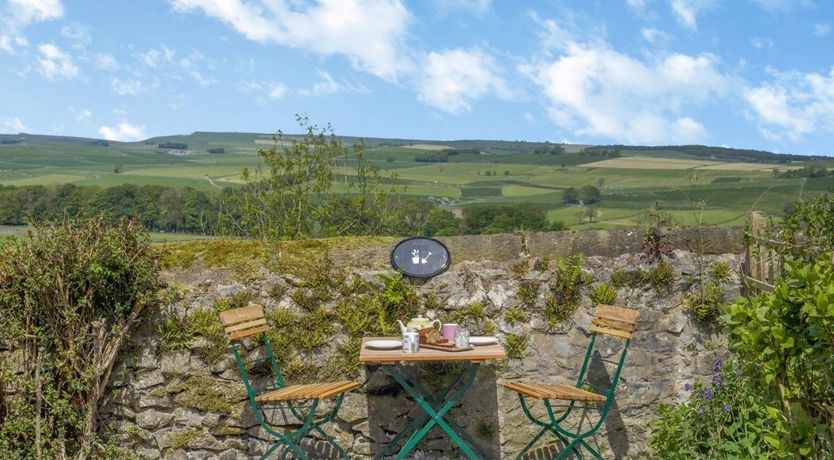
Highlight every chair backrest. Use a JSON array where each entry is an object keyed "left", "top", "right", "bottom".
[
  {"left": 575, "top": 304, "right": 640, "bottom": 398},
  {"left": 219, "top": 304, "right": 271, "bottom": 340},
  {"left": 589, "top": 304, "right": 639, "bottom": 339},
  {"left": 219, "top": 304, "right": 287, "bottom": 397}
]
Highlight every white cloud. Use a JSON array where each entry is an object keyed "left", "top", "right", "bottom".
[
  {"left": 814, "top": 24, "right": 830, "bottom": 37},
  {"left": 170, "top": 0, "right": 412, "bottom": 81},
  {"left": 3, "top": 0, "right": 63, "bottom": 29},
  {"left": 60, "top": 22, "right": 91, "bottom": 48},
  {"left": 746, "top": 67, "right": 834, "bottom": 140},
  {"left": 626, "top": 0, "right": 654, "bottom": 14},
  {"left": 525, "top": 34, "right": 734, "bottom": 143},
  {"left": 750, "top": 37, "right": 774, "bottom": 49},
  {"left": 238, "top": 80, "right": 287, "bottom": 102},
  {"left": 98, "top": 122, "right": 146, "bottom": 141},
  {"left": 0, "top": 34, "right": 28, "bottom": 55},
  {"left": 670, "top": 0, "right": 714, "bottom": 30},
  {"left": 111, "top": 78, "right": 144, "bottom": 96},
  {"left": 138, "top": 46, "right": 175, "bottom": 68},
  {"left": 641, "top": 27, "right": 671, "bottom": 44},
  {"left": 752, "top": 0, "right": 811, "bottom": 11},
  {"left": 297, "top": 71, "right": 370, "bottom": 97},
  {"left": 431, "top": 0, "right": 491, "bottom": 16},
  {"left": 0, "top": 35, "right": 12, "bottom": 54},
  {"left": 418, "top": 48, "right": 512, "bottom": 113},
  {"left": 93, "top": 52, "right": 119, "bottom": 71},
  {"left": 74, "top": 108, "right": 92, "bottom": 121},
  {"left": 36, "top": 43, "right": 79, "bottom": 80},
  {"left": 2, "top": 116, "right": 27, "bottom": 132}
]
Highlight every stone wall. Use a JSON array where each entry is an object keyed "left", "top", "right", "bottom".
[{"left": 102, "top": 229, "right": 741, "bottom": 459}]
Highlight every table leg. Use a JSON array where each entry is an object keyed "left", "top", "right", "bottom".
[{"left": 374, "top": 361, "right": 488, "bottom": 460}]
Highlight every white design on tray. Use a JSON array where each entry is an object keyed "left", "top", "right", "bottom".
[{"left": 410, "top": 249, "right": 432, "bottom": 265}]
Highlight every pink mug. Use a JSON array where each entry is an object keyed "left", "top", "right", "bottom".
[{"left": 441, "top": 323, "right": 459, "bottom": 342}]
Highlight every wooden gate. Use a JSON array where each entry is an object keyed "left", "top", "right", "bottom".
[{"left": 742, "top": 211, "right": 781, "bottom": 294}]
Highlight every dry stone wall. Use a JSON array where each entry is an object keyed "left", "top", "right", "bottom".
[{"left": 102, "top": 228, "right": 742, "bottom": 459}]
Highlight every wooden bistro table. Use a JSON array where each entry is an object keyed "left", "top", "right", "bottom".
[{"left": 359, "top": 337, "right": 507, "bottom": 460}]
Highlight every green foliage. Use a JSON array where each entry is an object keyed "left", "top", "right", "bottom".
[
  {"left": 724, "top": 254, "right": 834, "bottom": 457},
  {"left": 167, "top": 428, "right": 202, "bottom": 449},
  {"left": 650, "top": 357, "right": 774, "bottom": 459},
  {"left": 544, "top": 254, "right": 585, "bottom": 327},
  {"left": 505, "top": 334, "right": 528, "bottom": 359},
  {"left": 590, "top": 282, "right": 617, "bottom": 305},
  {"left": 462, "top": 203, "right": 549, "bottom": 234},
  {"left": 610, "top": 268, "right": 647, "bottom": 288},
  {"left": 226, "top": 116, "right": 400, "bottom": 240},
  {"left": 504, "top": 305, "right": 528, "bottom": 324},
  {"left": 516, "top": 279, "right": 541, "bottom": 306},
  {"left": 0, "top": 217, "right": 162, "bottom": 458},
  {"left": 648, "top": 263, "right": 677, "bottom": 292},
  {"left": 709, "top": 260, "right": 731, "bottom": 282},
  {"left": 685, "top": 282, "right": 726, "bottom": 323}
]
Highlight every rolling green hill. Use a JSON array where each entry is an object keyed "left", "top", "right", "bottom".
[{"left": 1, "top": 131, "right": 832, "bottom": 230}]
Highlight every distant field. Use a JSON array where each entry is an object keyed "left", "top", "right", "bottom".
[
  {"left": 1, "top": 132, "right": 832, "bottom": 230},
  {"left": 402, "top": 144, "right": 454, "bottom": 150}
]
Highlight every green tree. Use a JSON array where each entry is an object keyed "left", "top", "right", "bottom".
[
  {"left": 580, "top": 185, "right": 601, "bottom": 204},
  {"left": 563, "top": 187, "right": 580, "bottom": 204}
]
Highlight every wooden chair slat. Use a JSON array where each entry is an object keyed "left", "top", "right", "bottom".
[
  {"left": 591, "top": 317, "right": 635, "bottom": 333},
  {"left": 224, "top": 318, "right": 267, "bottom": 334},
  {"left": 227, "top": 324, "right": 270, "bottom": 341},
  {"left": 589, "top": 325, "right": 632, "bottom": 339},
  {"left": 505, "top": 382, "right": 548, "bottom": 399},
  {"left": 319, "top": 382, "right": 361, "bottom": 399},
  {"left": 219, "top": 305, "right": 264, "bottom": 326},
  {"left": 594, "top": 305, "right": 639, "bottom": 324}
]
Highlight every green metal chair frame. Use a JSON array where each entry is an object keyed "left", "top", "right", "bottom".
[
  {"left": 220, "top": 304, "right": 360, "bottom": 460},
  {"left": 505, "top": 305, "right": 639, "bottom": 460}
]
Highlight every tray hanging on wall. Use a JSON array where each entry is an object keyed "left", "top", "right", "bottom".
[{"left": 390, "top": 236, "right": 451, "bottom": 278}]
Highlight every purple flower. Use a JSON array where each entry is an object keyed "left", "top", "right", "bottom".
[
  {"left": 697, "top": 407, "right": 704, "bottom": 414},
  {"left": 714, "top": 358, "right": 724, "bottom": 372},
  {"left": 734, "top": 367, "right": 742, "bottom": 376},
  {"left": 712, "top": 374, "right": 722, "bottom": 386},
  {"left": 684, "top": 383, "right": 692, "bottom": 391},
  {"left": 723, "top": 403, "right": 732, "bottom": 412},
  {"left": 703, "top": 389, "right": 712, "bottom": 400}
]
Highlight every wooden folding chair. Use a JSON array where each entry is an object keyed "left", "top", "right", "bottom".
[
  {"left": 504, "top": 305, "right": 639, "bottom": 460},
  {"left": 219, "top": 304, "right": 360, "bottom": 460}
]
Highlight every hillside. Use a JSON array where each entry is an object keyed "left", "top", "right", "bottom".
[{"left": 1, "top": 131, "right": 833, "bottom": 229}]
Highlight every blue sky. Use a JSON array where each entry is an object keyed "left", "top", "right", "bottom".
[{"left": 1, "top": 0, "right": 832, "bottom": 155}]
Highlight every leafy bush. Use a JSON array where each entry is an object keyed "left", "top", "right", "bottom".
[
  {"left": 725, "top": 254, "right": 834, "bottom": 457},
  {"left": 651, "top": 357, "right": 773, "bottom": 459},
  {"left": 0, "top": 217, "right": 162, "bottom": 458},
  {"left": 590, "top": 282, "right": 617, "bottom": 305}
]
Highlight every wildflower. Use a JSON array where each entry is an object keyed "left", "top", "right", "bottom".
[
  {"left": 697, "top": 407, "right": 704, "bottom": 414},
  {"left": 713, "top": 358, "right": 723, "bottom": 372},
  {"left": 712, "top": 374, "right": 722, "bottom": 386},
  {"left": 703, "top": 389, "right": 712, "bottom": 400},
  {"left": 723, "top": 403, "right": 731, "bottom": 412},
  {"left": 684, "top": 382, "right": 692, "bottom": 392}
]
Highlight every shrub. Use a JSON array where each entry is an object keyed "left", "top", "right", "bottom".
[
  {"left": 504, "top": 305, "right": 528, "bottom": 324},
  {"left": 544, "top": 254, "right": 585, "bottom": 327},
  {"left": 724, "top": 254, "right": 834, "bottom": 457},
  {"left": 0, "top": 217, "right": 162, "bottom": 458},
  {"left": 505, "top": 334, "right": 528, "bottom": 359},
  {"left": 590, "top": 283, "right": 617, "bottom": 305},
  {"left": 650, "top": 357, "right": 773, "bottom": 459}
]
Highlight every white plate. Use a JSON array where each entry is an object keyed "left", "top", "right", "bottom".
[
  {"left": 365, "top": 339, "right": 402, "bottom": 350},
  {"left": 469, "top": 336, "right": 499, "bottom": 346}
]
